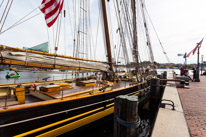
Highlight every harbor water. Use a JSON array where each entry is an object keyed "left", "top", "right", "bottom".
[
  {"left": 0, "top": 69, "right": 192, "bottom": 84},
  {"left": 0, "top": 71, "right": 94, "bottom": 84}
]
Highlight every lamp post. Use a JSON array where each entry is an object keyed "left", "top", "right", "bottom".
[
  {"left": 195, "top": 46, "right": 200, "bottom": 82},
  {"left": 201, "top": 55, "right": 204, "bottom": 75}
]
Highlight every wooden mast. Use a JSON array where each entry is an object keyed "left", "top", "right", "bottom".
[
  {"left": 101, "top": 0, "right": 113, "bottom": 72},
  {"left": 131, "top": 0, "right": 139, "bottom": 70}
]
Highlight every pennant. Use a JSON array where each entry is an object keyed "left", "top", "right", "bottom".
[{"left": 177, "top": 54, "right": 184, "bottom": 56}]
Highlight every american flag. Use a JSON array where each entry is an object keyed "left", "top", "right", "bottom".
[
  {"left": 186, "top": 50, "right": 192, "bottom": 58},
  {"left": 40, "top": 0, "right": 64, "bottom": 27},
  {"left": 186, "top": 38, "right": 204, "bottom": 58},
  {"left": 192, "top": 38, "right": 204, "bottom": 55}
]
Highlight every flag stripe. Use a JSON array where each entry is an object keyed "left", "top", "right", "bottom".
[
  {"left": 46, "top": 0, "right": 63, "bottom": 27},
  {"left": 192, "top": 44, "right": 199, "bottom": 55},
  {"left": 40, "top": 0, "right": 64, "bottom": 27},
  {"left": 186, "top": 38, "right": 204, "bottom": 58},
  {"left": 186, "top": 50, "right": 193, "bottom": 58},
  {"left": 45, "top": 2, "right": 60, "bottom": 19},
  {"left": 40, "top": 0, "right": 56, "bottom": 13}
]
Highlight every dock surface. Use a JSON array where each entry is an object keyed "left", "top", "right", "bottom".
[
  {"left": 178, "top": 76, "right": 206, "bottom": 137},
  {"left": 152, "top": 78, "right": 190, "bottom": 137}
]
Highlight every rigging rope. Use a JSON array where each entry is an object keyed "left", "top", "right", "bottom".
[
  {"left": 122, "top": 0, "right": 136, "bottom": 71},
  {"left": 53, "top": 12, "right": 63, "bottom": 68},
  {"left": 0, "top": 0, "right": 12, "bottom": 33},
  {"left": 113, "top": 1, "right": 121, "bottom": 66},
  {"left": 64, "top": 9, "right": 66, "bottom": 55},
  {"left": 72, "top": 0, "right": 76, "bottom": 58},
  {"left": 57, "top": 11, "right": 63, "bottom": 51},
  {"left": 136, "top": 1, "right": 151, "bottom": 63},
  {"left": 107, "top": 1, "right": 115, "bottom": 59},
  {"left": 114, "top": 0, "right": 130, "bottom": 70},
  {"left": 0, "top": 0, "right": 13, "bottom": 33},
  {"left": 66, "top": 1, "right": 74, "bottom": 38},
  {"left": 88, "top": 0, "right": 95, "bottom": 60},
  {"left": 0, "top": 0, "right": 9, "bottom": 26},
  {"left": 99, "top": 0, "right": 108, "bottom": 62},
  {"left": 46, "top": 27, "right": 51, "bottom": 53},
  {"left": 0, "top": 7, "right": 40, "bottom": 35},
  {"left": 0, "top": 0, "right": 4, "bottom": 9},
  {"left": 144, "top": 6, "right": 171, "bottom": 63},
  {"left": 140, "top": 0, "right": 154, "bottom": 64}
]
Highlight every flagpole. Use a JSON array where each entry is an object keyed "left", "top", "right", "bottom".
[
  {"left": 201, "top": 55, "right": 204, "bottom": 75},
  {"left": 195, "top": 46, "right": 200, "bottom": 82},
  {"left": 185, "top": 55, "right": 187, "bottom": 68}
]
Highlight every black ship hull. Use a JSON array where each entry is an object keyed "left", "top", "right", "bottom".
[{"left": 0, "top": 82, "right": 149, "bottom": 137}]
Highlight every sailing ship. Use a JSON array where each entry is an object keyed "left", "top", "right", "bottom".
[{"left": 0, "top": 0, "right": 158, "bottom": 136}]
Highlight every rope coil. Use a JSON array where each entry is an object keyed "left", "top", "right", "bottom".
[{"left": 117, "top": 116, "right": 141, "bottom": 128}]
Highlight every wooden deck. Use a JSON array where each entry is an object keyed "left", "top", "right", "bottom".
[
  {"left": 43, "top": 81, "right": 134, "bottom": 99},
  {"left": 0, "top": 80, "right": 136, "bottom": 108},
  {"left": 0, "top": 97, "right": 19, "bottom": 108}
]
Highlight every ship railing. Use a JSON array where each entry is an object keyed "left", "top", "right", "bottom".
[
  {"left": 0, "top": 82, "right": 151, "bottom": 109},
  {"left": 0, "top": 91, "right": 32, "bottom": 109}
]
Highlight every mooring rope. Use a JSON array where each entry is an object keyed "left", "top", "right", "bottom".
[{"left": 117, "top": 116, "right": 141, "bottom": 128}]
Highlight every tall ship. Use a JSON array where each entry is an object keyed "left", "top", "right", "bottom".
[{"left": 0, "top": 0, "right": 160, "bottom": 136}]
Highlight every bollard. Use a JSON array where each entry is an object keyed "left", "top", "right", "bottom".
[
  {"left": 114, "top": 95, "right": 139, "bottom": 137},
  {"left": 180, "top": 80, "right": 185, "bottom": 85},
  {"left": 163, "top": 71, "right": 167, "bottom": 79},
  {"left": 157, "top": 74, "right": 161, "bottom": 79},
  {"left": 162, "top": 71, "right": 167, "bottom": 85},
  {"left": 150, "top": 78, "right": 160, "bottom": 99}
]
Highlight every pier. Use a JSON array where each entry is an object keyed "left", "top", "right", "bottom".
[{"left": 152, "top": 74, "right": 206, "bottom": 137}]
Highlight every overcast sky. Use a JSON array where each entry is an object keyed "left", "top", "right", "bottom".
[
  {"left": 146, "top": 0, "right": 206, "bottom": 64},
  {"left": 0, "top": 0, "right": 206, "bottom": 64}
]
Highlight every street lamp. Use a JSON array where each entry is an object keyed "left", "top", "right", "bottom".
[{"left": 201, "top": 55, "right": 204, "bottom": 75}]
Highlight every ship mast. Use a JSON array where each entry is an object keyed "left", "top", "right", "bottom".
[
  {"left": 101, "top": 0, "right": 113, "bottom": 72},
  {"left": 131, "top": 0, "right": 139, "bottom": 70}
]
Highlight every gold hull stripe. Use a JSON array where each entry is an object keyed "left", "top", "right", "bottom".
[{"left": 37, "top": 107, "right": 114, "bottom": 137}]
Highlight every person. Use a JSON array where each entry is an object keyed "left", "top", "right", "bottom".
[
  {"left": 183, "top": 69, "right": 193, "bottom": 81},
  {"left": 180, "top": 66, "right": 184, "bottom": 76},
  {"left": 145, "top": 66, "right": 150, "bottom": 74},
  {"left": 203, "top": 71, "right": 206, "bottom": 75},
  {"left": 182, "top": 68, "right": 186, "bottom": 75},
  {"left": 96, "top": 72, "right": 103, "bottom": 82}
]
